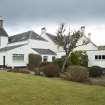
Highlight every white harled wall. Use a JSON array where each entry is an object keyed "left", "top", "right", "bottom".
[{"left": 0, "top": 36, "right": 8, "bottom": 48}]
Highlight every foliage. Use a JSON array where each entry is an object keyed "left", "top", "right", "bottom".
[
  {"left": 7, "top": 69, "right": 30, "bottom": 74},
  {"left": 28, "top": 54, "right": 42, "bottom": 70},
  {"left": 69, "top": 51, "right": 88, "bottom": 67},
  {"left": 56, "top": 23, "right": 88, "bottom": 72},
  {"left": 64, "top": 66, "right": 89, "bottom": 82},
  {"left": 39, "top": 62, "right": 51, "bottom": 67},
  {"left": 89, "top": 66, "right": 103, "bottom": 77},
  {"left": 53, "top": 57, "right": 65, "bottom": 69},
  {"left": 40, "top": 64, "right": 60, "bottom": 77}
]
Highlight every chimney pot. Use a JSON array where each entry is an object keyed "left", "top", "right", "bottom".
[
  {"left": 0, "top": 16, "right": 3, "bottom": 28},
  {"left": 88, "top": 33, "right": 91, "bottom": 40},
  {"left": 41, "top": 27, "right": 47, "bottom": 34}
]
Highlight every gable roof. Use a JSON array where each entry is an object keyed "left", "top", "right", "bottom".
[
  {"left": 83, "top": 35, "right": 98, "bottom": 47},
  {"left": 9, "top": 31, "right": 47, "bottom": 43},
  {"left": 32, "top": 48, "right": 56, "bottom": 55},
  {"left": 98, "top": 46, "right": 105, "bottom": 50},
  {"left": 46, "top": 33, "right": 58, "bottom": 44},
  {"left": 0, "top": 27, "right": 8, "bottom": 37},
  {"left": 0, "top": 44, "right": 26, "bottom": 52}
]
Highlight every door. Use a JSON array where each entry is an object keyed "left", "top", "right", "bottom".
[{"left": 3, "top": 56, "right": 5, "bottom": 68}]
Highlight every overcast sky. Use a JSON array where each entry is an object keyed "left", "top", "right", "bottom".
[{"left": 0, "top": 0, "right": 105, "bottom": 45}]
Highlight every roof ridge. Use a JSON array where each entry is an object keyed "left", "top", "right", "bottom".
[{"left": 83, "top": 35, "right": 97, "bottom": 47}]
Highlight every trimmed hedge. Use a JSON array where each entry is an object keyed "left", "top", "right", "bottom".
[
  {"left": 28, "top": 54, "right": 42, "bottom": 70},
  {"left": 40, "top": 64, "right": 60, "bottom": 77},
  {"left": 64, "top": 65, "right": 89, "bottom": 82},
  {"left": 89, "top": 66, "right": 103, "bottom": 77}
]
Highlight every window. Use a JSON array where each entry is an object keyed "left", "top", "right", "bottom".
[
  {"left": 102, "top": 55, "right": 105, "bottom": 59},
  {"left": 13, "top": 54, "right": 24, "bottom": 62},
  {"left": 95, "top": 55, "right": 98, "bottom": 60},
  {"left": 95, "top": 55, "right": 105, "bottom": 60},
  {"left": 52, "top": 56, "right": 56, "bottom": 61},
  {"left": 99, "top": 55, "right": 101, "bottom": 59},
  {"left": 43, "top": 56, "right": 48, "bottom": 62}
]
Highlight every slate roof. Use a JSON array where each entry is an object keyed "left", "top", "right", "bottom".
[
  {"left": 9, "top": 31, "right": 47, "bottom": 43},
  {"left": 32, "top": 48, "right": 56, "bottom": 55},
  {"left": 0, "top": 44, "right": 26, "bottom": 52},
  {"left": 46, "top": 33, "right": 58, "bottom": 44},
  {"left": 98, "top": 46, "right": 105, "bottom": 50},
  {"left": 0, "top": 27, "right": 8, "bottom": 37}
]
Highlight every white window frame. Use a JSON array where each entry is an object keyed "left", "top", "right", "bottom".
[
  {"left": 43, "top": 56, "right": 48, "bottom": 62},
  {"left": 13, "top": 54, "right": 24, "bottom": 62},
  {"left": 95, "top": 55, "right": 105, "bottom": 60}
]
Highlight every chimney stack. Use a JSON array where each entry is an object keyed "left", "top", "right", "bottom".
[
  {"left": 0, "top": 16, "right": 3, "bottom": 28},
  {"left": 88, "top": 33, "right": 91, "bottom": 40},
  {"left": 81, "top": 26, "right": 85, "bottom": 35},
  {"left": 41, "top": 27, "right": 47, "bottom": 35}
]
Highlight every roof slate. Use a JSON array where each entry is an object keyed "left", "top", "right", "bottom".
[
  {"left": 0, "top": 44, "right": 26, "bottom": 52},
  {"left": 46, "top": 33, "right": 58, "bottom": 44},
  {"left": 98, "top": 46, "right": 105, "bottom": 50},
  {"left": 9, "top": 31, "right": 47, "bottom": 43},
  {"left": 0, "top": 27, "right": 8, "bottom": 37},
  {"left": 32, "top": 48, "right": 56, "bottom": 55}
]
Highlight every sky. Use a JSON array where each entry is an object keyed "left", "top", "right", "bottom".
[{"left": 0, "top": 0, "right": 105, "bottom": 45}]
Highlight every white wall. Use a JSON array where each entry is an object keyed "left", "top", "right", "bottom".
[
  {"left": 75, "top": 36, "right": 98, "bottom": 51},
  {"left": 0, "top": 45, "right": 32, "bottom": 67},
  {"left": 0, "top": 37, "right": 8, "bottom": 48},
  {"left": 87, "top": 50, "right": 105, "bottom": 68}
]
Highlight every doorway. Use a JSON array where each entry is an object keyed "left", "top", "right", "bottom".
[{"left": 3, "top": 56, "right": 5, "bottom": 68}]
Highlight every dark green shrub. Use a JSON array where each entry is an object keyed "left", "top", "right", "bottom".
[
  {"left": 69, "top": 51, "right": 88, "bottom": 67},
  {"left": 53, "top": 57, "right": 65, "bottom": 69},
  {"left": 7, "top": 69, "right": 30, "bottom": 74},
  {"left": 64, "top": 66, "right": 89, "bottom": 82},
  {"left": 28, "top": 54, "right": 42, "bottom": 70},
  {"left": 89, "top": 66, "right": 103, "bottom": 77},
  {"left": 40, "top": 64, "right": 60, "bottom": 77}
]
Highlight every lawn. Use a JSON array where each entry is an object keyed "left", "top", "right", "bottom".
[{"left": 0, "top": 72, "right": 105, "bottom": 105}]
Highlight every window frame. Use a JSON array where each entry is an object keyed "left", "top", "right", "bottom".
[
  {"left": 13, "top": 54, "right": 24, "bottom": 62},
  {"left": 43, "top": 56, "right": 48, "bottom": 62}
]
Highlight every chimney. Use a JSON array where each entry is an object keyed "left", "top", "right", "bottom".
[
  {"left": 88, "top": 33, "right": 91, "bottom": 40},
  {"left": 81, "top": 26, "right": 85, "bottom": 35},
  {"left": 41, "top": 27, "right": 47, "bottom": 35},
  {"left": 0, "top": 16, "right": 3, "bottom": 28}
]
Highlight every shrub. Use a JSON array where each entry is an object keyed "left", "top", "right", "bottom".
[
  {"left": 53, "top": 57, "right": 65, "bottom": 69},
  {"left": 34, "top": 68, "right": 40, "bottom": 75},
  {"left": 40, "top": 64, "right": 60, "bottom": 77},
  {"left": 7, "top": 69, "right": 30, "bottom": 74},
  {"left": 40, "top": 62, "right": 50, "bottom": 67},
  {"left": 28, "top": 54, "right": 42, "bottom": 70},
  {"left": 69, "top": 51, "right": 88, "bottom": 67},
  {"left": 64, "top": 66, "right": 89, "bottom": 82},
  {"left": 89, "top": 66, "right": 103, "bottom": 77}
]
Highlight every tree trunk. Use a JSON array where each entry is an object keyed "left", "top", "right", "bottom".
[{"left": 61, "top": 54, "right": 69, "bottom": 72}]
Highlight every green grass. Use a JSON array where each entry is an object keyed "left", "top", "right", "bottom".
[{"left": 0, "top": 72, "right": 105, "bottom": 105}]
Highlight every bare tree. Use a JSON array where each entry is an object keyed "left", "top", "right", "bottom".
[{"left": 56, "top": 23, "right": 89, "bottom": 72}]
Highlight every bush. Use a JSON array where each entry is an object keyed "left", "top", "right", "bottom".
[
  {"left": 40, "top": 62, "right": 50, "bottom": 67},
  {"left": 28, "top": 54, "right": 42, "bottom": 70},
  {"left": 69, "top": 51, "right": 88, "bottom": 67},
  {"left": 7, "top": 69, "right": 30, "bottom": 74},
  {"left": 53, "top": 57, "right": 66, "bottom": 69},
  {"left": 64, "top": 66, "right": 89, "bottom": 82},
  {"left": 40, "top": 64, "right": 60, "bottom": 77},
  {"left": 89, "top": 66, "right": 103, "bottom": 77}
]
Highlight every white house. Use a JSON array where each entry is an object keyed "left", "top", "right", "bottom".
[{"left": 0, "top": 17, "right": 105, "bottom": 68}]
